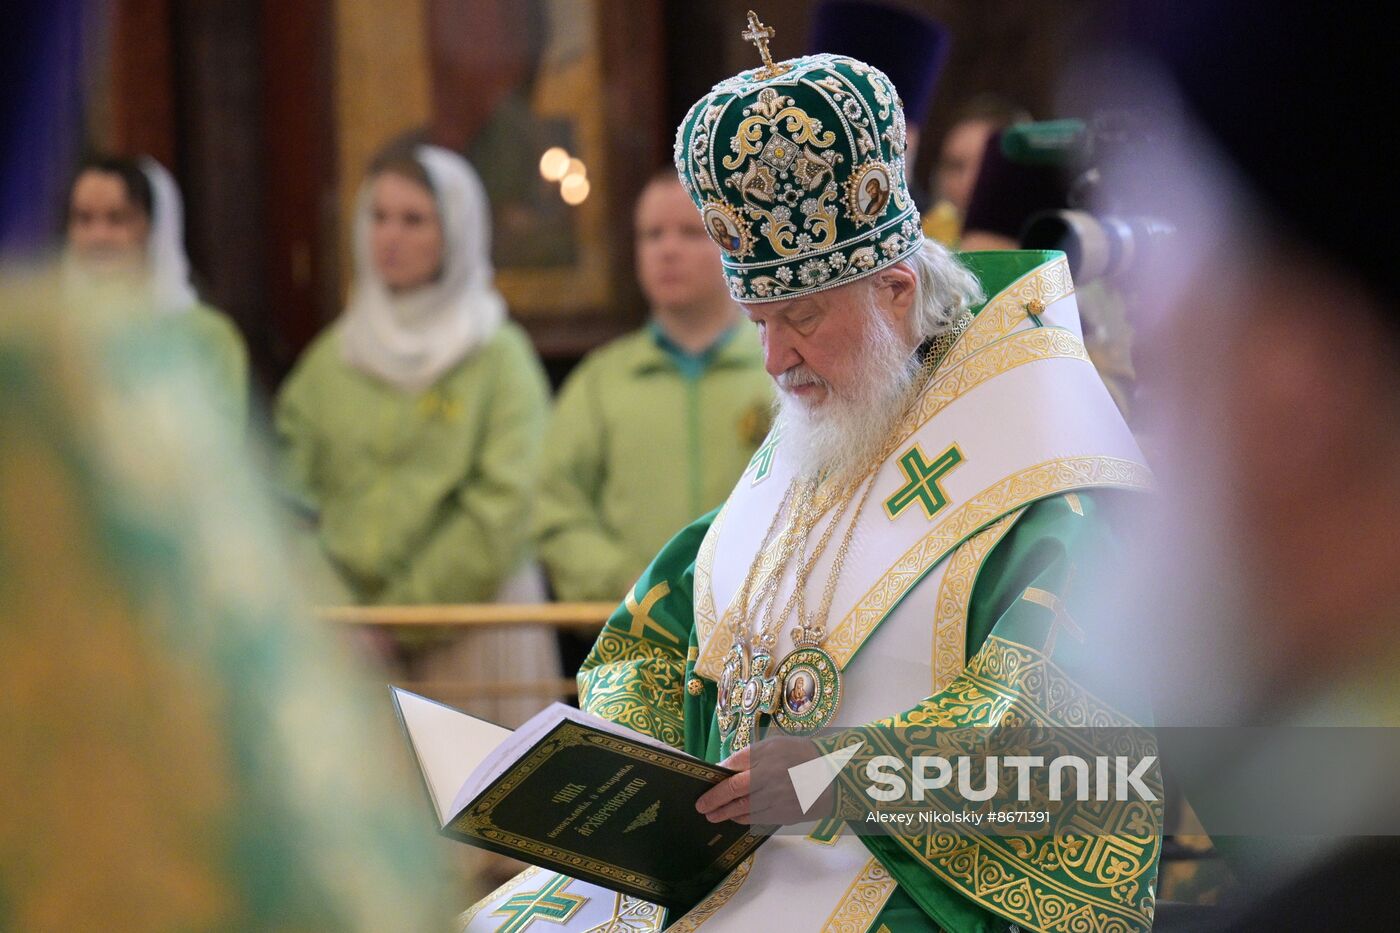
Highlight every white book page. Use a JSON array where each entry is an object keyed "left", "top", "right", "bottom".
[
  {"left": 391, "top": 687, "right": 512, "bottom": 828},
  {"left": 446, "top": 701, "right": 700, "bottom": 820}
]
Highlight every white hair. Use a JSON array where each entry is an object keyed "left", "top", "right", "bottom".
[
  {"left": 902, "top": 238, "right": 985, "bottom": 340},
  {"left": 770, "top": 239, "right": 984, "bottom": 484},
  {"left": 774, "top": 287, "right": 922, "bottom": 485}
]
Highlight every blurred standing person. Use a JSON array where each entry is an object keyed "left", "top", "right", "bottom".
[
  {"left": 1088, "top": 0, "right": 1400, "bottom": 927},
  {"left": 63, "top": 155, "right": 249, "bottom": 429},
  {"left": 926, "top": 97, "right": 1029, "bottom": 245},
  {"left": 275, "top": 145, "right": 557, "bottom": 724},
  {"left": 535, "top": 172, "right": 772, "bottom": 606},
  {"left": 957, "top": 131, "right": 1066, "bottom": 251}
]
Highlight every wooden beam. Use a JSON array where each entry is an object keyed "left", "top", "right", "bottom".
[{"left": 393, "top": 678, "right": 579, "bottom": 699}]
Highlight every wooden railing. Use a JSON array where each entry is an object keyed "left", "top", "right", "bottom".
[
  {"left": 319, "top": 602, "right": 616, "bottom": 703},
  {"left": 319, "top": 601, "right": 616, "bottom": 630}
]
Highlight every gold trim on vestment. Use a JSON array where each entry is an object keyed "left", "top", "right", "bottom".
[
  {"left": 578, "top": 632, "right": 687, "bottom": 749},
  {"left": 940, "top": 256, "right": 1076, "bottom": 372},
  {"left": 581, "top": 891, "right": 667, "bottom": 932},
  {"left": 900, "top": 325, "right": 1090, "bottom": 444},
  {"left": 835, "top": 636, "right": 1160, "bottom": 933},
  {"left": 456, "top": 867, "right": 543, "bottom": 931},
  {"left": 458, "top": 867, "right": 668, "bottom": 933},
  {"left": 691, "top": 503, "right": 727, "bottom": 678},
  {"left": 931, "top": 508, "right": 1025, "bottom": 694},
  {"left": 820, "top": 857, "right": 898, "bottom": 933},
  {"left": 824, "top": 456, "right": 1151, "bottom": 667}
]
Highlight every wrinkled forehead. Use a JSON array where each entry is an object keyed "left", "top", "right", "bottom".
[{"left": 741, "top": 277, "right": 865, "bottom": 321}]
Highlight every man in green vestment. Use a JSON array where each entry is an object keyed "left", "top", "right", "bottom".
[
  {"left": 535, "top": 173, "right": 773, "bottom": 604},
  {"left": 463, "top": 16, "right": 1158, "bottom": 933}
]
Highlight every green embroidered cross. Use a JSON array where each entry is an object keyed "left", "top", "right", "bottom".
[
  {"left": 747, "top": 429, "right": 780, "bottom": 484},
  {"left": 624, "top": 580, "right": 679, "bottom": 643},
  {"left": 492, "top": 875, "right": 587, "bottom": 932},
  {"left": 884, "top": 443, "right": 964, "bottom": 519}
]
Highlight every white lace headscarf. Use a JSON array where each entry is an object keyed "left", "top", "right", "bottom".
[{"left": 339, "top": 146, "right": 507, "bottom": 392}]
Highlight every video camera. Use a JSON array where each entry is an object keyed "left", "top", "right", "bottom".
[{"left": 1005, "top": 115, "right": 1175, "bottom": 284}]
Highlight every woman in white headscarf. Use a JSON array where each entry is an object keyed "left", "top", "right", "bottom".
[
  {"left": 275, "top": 145, "right": 557, "bottom": 724},
  {"left": 64, "top": 155, "right": 249, "bottom": 428}
]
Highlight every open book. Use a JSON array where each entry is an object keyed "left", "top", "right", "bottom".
[{"left": 390, "top": 688, "right": 768, "bottom": 911}]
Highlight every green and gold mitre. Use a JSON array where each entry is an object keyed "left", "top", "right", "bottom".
[{"left": 674, "top": 12, "right": 921, "bottom": 303}]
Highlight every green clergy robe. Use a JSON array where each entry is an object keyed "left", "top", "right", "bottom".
[
  {"left": 274, "top": 321, "right": 549, "bottom": 604},
  {"left": 577, "top": 491, "right": 1158, "bottom": 932},
  {"left": 0, "top": 282, "right": 457, "bottom": 930},
  {"left": 535, "top": 323, "right": 773, "bottom": 603}
]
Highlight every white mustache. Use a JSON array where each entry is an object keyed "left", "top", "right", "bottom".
[{"left": 777, "top": 367, "right": 828, "bottom": 391}]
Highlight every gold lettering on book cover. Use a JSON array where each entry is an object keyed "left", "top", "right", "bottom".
[{"left": 454, "top": 725, "right": 755, "bottom": 899}]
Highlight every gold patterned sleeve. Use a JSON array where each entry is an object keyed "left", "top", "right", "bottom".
[
  {"left": 817, "top": 492, "right": 1161, "bottom": 933},
  {"left": 576, "top": 511, "right": 717, "bottom": 750}
]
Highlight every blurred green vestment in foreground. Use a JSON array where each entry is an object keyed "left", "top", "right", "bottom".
[{"left": 0, "top": 275, "right": 462, "bottom": 930}]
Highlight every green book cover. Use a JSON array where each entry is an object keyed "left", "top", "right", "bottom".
[{"left": 390, "top": 689, "right": 768, "bottom": 913}]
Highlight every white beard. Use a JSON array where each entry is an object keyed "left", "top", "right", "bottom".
[{"left": 773, "top": 301, "right": 922, "bottom": 486}]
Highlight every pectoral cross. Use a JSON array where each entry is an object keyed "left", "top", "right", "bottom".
[
  {"left": 729, "top": 651, "right": 779, "bottom": 752},
  {"left": 742, "top": 10, "right": 789, "bottom": 79}
]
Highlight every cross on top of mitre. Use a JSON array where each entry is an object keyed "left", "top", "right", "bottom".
[{"left": 742, "top": 10, "right": 791, "bottom": 79}]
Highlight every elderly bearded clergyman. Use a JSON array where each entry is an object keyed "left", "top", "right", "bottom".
[{"left": 463, "top": 17, "right": 1158, "bottom": 933}]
